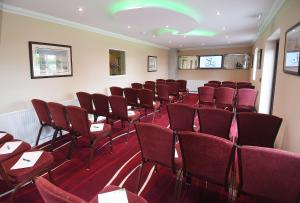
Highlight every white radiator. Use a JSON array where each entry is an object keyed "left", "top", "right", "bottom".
[
  {"left": 0, "top": 99, "right": 78, "bottom": 146},
  {"left": 187, "top": 80, "right": 207, "bottom": 92}
]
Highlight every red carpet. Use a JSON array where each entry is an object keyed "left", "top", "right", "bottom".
[{"left": 0, "top": 95, "right": 265, "bottom": 203}]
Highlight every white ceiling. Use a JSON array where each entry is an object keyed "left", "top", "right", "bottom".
[{"left": 1, "top": 0, "right": 283, "bottom": 49}]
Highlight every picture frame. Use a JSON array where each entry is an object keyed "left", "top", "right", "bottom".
[
  {"left": 147, "top": 56, "right": 157, "bottom": 72},
  {"left": 29, "top": 41, "right": 73, "bottom": 79},
  {"left": 257, "top": 49, "right": 263, "bottom": 70},
  {"left": 283, "top": 22, "right": 300, "bottom": 75}
]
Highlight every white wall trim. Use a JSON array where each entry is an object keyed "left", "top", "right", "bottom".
[{"left": 0, "top": 3, "right": 169, "bottom": 50}]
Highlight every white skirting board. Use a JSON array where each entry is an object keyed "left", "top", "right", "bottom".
[
  {"left": 0, "top": 99, "right": 79, "bottom": 146},
  {"left": 186, "top": 80, "right": 207, "bottom": 92}
]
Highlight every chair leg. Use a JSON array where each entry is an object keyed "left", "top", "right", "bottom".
[
  {"left": 49, "top": 129, "right": 59, "bottom": 151},
  {"left": 59, "top": 130, "right": 63, "bottom": 137},
  {"left": 48, "top": 170, "right": 53, "bottom": 182},
  {"left": 35, "top": 125, "right": 44, "bottom": 146},
  {"left": 136, "top": 163, "right": 144, "bottom": 193},
  {"left": 109, "top": 133, "right": 113, "bottom": 153},
  {"left": 94, "top": 114, "right": 98, "bottom": 122},
  {"left": 175, "top": 170, "right": 183, "bottom": 203}
]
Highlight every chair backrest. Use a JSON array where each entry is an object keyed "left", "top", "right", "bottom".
[
  {"left": 124, "top": 88, "right": 139, "bottom": 107},
  {"left": 236, "top": 112, "right": 282, "bottom": 147},
  {"left": 156, "top": 79, "right": 166, "bottom": 84},
  {"left": 238, "top": 146, "right": 300, "bottom": 203},
  {"left": 204, "top": 83, "right": 219, "bottom": 88},
  {"left": 32, "top": 99, "right": 52, "bottom": 125},
  {"left": 166, "top": 79, "right": 175, "bottom": 83},
  {"left": 222, "top": 81, "right": 236, "bottom": 86},
  {"left": 197, "top": 108, "right": 233, "bottom": 140},
  {"left": 145, "top": 81, "right": 155, "bottom": 86},
  {"left": 198, "top": 86, "right": 215, "bottom": 104},
  {"left": 237, "top": 84, "right": 255, "bottom": 89},
  {"left": 143, "top": 83, "right": 155, "bottom": 92},
  {"left": 221, "top": 83, "right": 236, "bottom": 89},
  {"left": 110, "top": 86, "right": 123, "bottom": 96},
  {"left": 167, "top": 103, "right": 195, "bottom": 131},
  {"left": 66, "top": 106, "right": 90, "bottom": 139},
  {"left": 156, "top": 84, "right": 169, "bottom": 101},
  {"left": 167, "top": 82, "right": 179, "bottom": 96},
  {"left": 35, "top": 176, "right": 86, "bottom": 203},
  {"left": 131, "top": 83, "right": 143, "bottom": 89},
  {"left": 236, "top": 88, "right": 258, "bottom": 108},
  {"left": 236, "top": 81, "right": 251, "bottom": 86},
  {"left": 48, "top": 102, "right": 69, "bottom": 131},
  {"left": 138, "top": 89, "right": 154, "bottom": 108},
  {"left": 108, "top": 96, "right": 128, "bottom": 120},
  {"left": 76, "top": 92, "right": 94, "bottom": 114},
  {"left": 208, "top": 80, "right": 221, "bottom": 85},
  {"left": 92, "top": 93, "right": 109, "bottom": 118},
  {"left": 135, "top": 123, "right": 175, "bottom": 169},
  {"left": 176, "top": 80, "right": 187, "bottom": 91},
  {"left": 215, "top": 87, "right": 235, "bottom": 108},
  {"left": 178, "top": 131, "right": 235, "bottom": 187}
]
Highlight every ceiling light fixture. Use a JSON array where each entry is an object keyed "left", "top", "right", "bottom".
[
  {"left": 78, "top": 7, "right": 83, "bottom": 12},
  {"left": 183, "top": 29, "right": 216, "bottom": 37},
  {"left": 165, "top": 25, "right": 169, "bottom": 28},
  {"left": 127, "top": 25, "right": 131, "bottom": 29},
  {"left": 216, "top": 11, "right": 221, "bottom": 16}
]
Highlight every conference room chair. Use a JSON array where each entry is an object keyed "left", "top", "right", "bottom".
[
  {"left": 138, "top": 89, "right": 160, "bottom": 121},
  {"left": 236, "top": 81, "right": 252, "bottom": 86},
  {"left": 0, "top": 140, "right": 31, "bottom": 165},
  {"left": 222, "top": 81, "right": 236, "bottom": 86},
  {"left": 124, "top": 88, "right": 140, "bottom": 108},
  {"left": 108, "top": 96, "right": 140, "bottom": 142},
  {"left": 0, "top": 131, "right": 13, "bottom": 144},
  {"left": 144, "top": 80, "right": 156, "bottom": 86},
  {"left": 177, "top": 131, "right": 235, "bottom": 201},
  {"left": 156, "top": 79, "right": 166, "bottom": 84},
  {"left": 66, "top": 106, "right": 112, "bottom": 168},
  {"left": 47, "top": 102, "right": 71, "bottom": 151},
  {"left": 215, "top": 87, "right": 235, "bottom": 111},
  {"left": 204, "top": 82, "right": 219, "bottom": 88},
  {"left": 167, "top": 82, "right": 181, "bottom": 102},
  {"left": 166, "top": 79, "right": 176, "bottom": 83},
  {"left": 76, "top": 92, "right": 96, "bottom": 121},
  {"left": 198, "top": 86, "right": 215, "bottom": 108},
  {"left": 110, "top": 86, "right": 123, "bottom": 96},
  {"left": 143, "top": 83, "right": 155, "bottom": 93},
  {"left": 156, "top": 84, "right": 174, "bottom": 105},
  {"left": 35, "top": 176, "right": 148, "bottom": 203},
  {"left": 135, "top": 123, "right": 182, "bottom": 201},
  {"left": 236, "top": 112, "right": 282, "bottom": 148},
  {"left": 1, "top": 149, "right": 53, "bottom": 202},
  {"left": 208, "top": 80, "right": 221, "bottom": 85},
  {"left": 131, "top": 82, "right": 143, "bottom": 89},
  {"left": 236, "top": 88, "right": 258, "bottom": 112},
  {"left": 32, "top": 99, "right": 53, "bottom": 146},
  {"left": 167, "top": 103, "right": 195, "bottom": 132},
  {"left": 237, "top": 146, "right": 300, "bottom": 203},
  {"left": 237, "top": 84, "right": 255, "bottom": 89},
  {"left": 221, "top": 83, "right": 236, "bottom": 89},
  {"left": 197, "top": 108, "right": 233, "bottom": 140},
  {"left": 177, "top": 79, "right": 189, "bottom": 96},
  {"left": 92, "top": 93, "right": 110, "bottom": 123}
]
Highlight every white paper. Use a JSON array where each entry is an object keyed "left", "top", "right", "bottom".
[
  {"left": 0, "top": 132, "right": 7, "bottom": 139},
  {"left": 98, "top": 188, "right": 128, "bottom": 203},
  {"left": 90, "top": 123, "right": 104, "bottom": 132},
  {"left": 128, "top": 111, "right": 135, "bottom": 116},
  {"left": 175, "top": 149, "right": 179, "bottom": 158},
  {"left": 11, "top": 151, "right": 43, "bottom": 170},
  {"left": 0, "top": 141, "right": 22, "bottom": 155},
  {"left": 127, "top": 106, "right": 131, "bottom": 110}
]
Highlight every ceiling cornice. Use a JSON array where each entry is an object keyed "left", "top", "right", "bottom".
[
  {"left": 0, "top": 3, "right": 169, "bottom": 50},
  {"left": 179, "top": 43, "right": 253, "bottom": 51}
]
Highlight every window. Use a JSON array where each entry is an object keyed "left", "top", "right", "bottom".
[
  {"left": 199, "top": 55, "right": 222, "bottom": 69},
  {"left": 109, "top": 49, "right": 125, "bottom": 76}
]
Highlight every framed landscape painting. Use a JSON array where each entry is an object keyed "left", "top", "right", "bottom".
[{"left": 29, "top": 41, "right": 73, "bottom": 79}]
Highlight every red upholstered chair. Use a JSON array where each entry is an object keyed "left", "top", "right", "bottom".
[
  {"left": 221, "top": 83, "right": 236, "bottom": 89},
  {"left": 48, "top": 102, "right": 71, "bottom": 151},
  {"left": 236, "top": 81, "right": 252, "bottom": 86},
  {"left": 66, "top": 106, "right": 112, "bottom": 168},
  {"left": 1, "top": 149, "right": 53, "bottom": 202},
  {"left": 236, "top": 88, "right": 258, "bottom": 112},
  {"left": 110, "top": 86, "right": 123, "bottom": 96},
  {"left": 208, "top": 80, "right": 221, "bottom": 85},
  {"left": 135, "top": 123, "right": 182, "bottom": 198},
  {"left": 167, "top": 82, "right": 181, "bottom": 101},
  {"left": 143, "top": 83, "right": 155, "bottom": 93},
  {"left": 197, "top": 108, "right": 233, "bottom": 140},
  {"left": 138, "top": 89, "right": 160, "bottom": 121},
  {"left": 167, "top": 103, "right": 195, "bottom": 132},
  {"left": 215, "top": 87, "right": 235, "bottom": 111},
  {"left": 0, "top": 140, "right": 31, "bottom": 164},
  {"left": 108, "top": 96, "right": 140, "bottom": 141},
  {"left": 76, "top": 92, "right": 96, "bottom": 121},
  {"left": 178, "top": 132, "right": 235, "bottom": 195},
  {"left": 222, "top": 81, "right": 236, "bottom": 86},
  {"left": 0, "top": 131, "right": 13, "bottom": 144},
  {"left": 156, "top": 79, "right": 166, "bottom": 84},
  {"left": 237, "top": 146, "right": 300, "bottom": 203},
  {"left": 92, "top": 93, "right": 110, "bottom": 123},
  {"left": 145, "top": 81, "right": 155, "bottom": 85},
  {"left": 236, "top": 112, "right": 282, "bottom": 148},
  {"left": 177, "top": 80, "right": 189, "bottom": 96},
  {"left": 131, "top": 83, "right": 143, "bottom": 89},
  {"left": 204, "top": 83, "right": 219, "bottom": 88},
  {"left": 35, "top": 176, "right": 148, "bottom": 203},
  {"left": 156, "top": 84, "right": 174, "bottom": 105},
  {"left": 124, "top": 88, "right": 140, "bottom": 108},
  {"left": 237, "top": 84, "right": 255, "bottom": 89},
  {"left": 198, "top": 86, "right": 215, "bottom": 108},
  {"left": 166, "top": 79, "right": 175, "bottom": 83},
  {"left": 32, "top": 99, "right": 53, "bottom": 146}
]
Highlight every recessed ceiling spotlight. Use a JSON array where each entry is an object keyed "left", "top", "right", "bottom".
[
  {"left": 165, "top": 25, "right": 169, "bottom": 28},
  {"left": 127, "top": 25, "right": 131, "bottom": 29},
  {"left": 257, "top": 13, "right": 262, "bottom": 19},
  {"left": 78, "top": 7, "right": 83, "bottom": 12},
  {"left": 216, "top": 11, "right": 221, "bottom": 16},
  {"left": 292, "top": 29, "right": 296, "bottom": 32}
]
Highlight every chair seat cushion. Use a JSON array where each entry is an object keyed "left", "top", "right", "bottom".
[
  {"left": 236, "top": 105, "right": 254, "bottom": 112},
  {"left": 2, "top": 150, "right": 53, "bottom": 183},
  {"left": 128, "top": 111, "right": 141, "bottom": 122},
  {"left": 0, "top": 133, "right": 13, "bottom": 144},
  {"left": 0, "top": 140, "right": 31, "bottom": 163},
  {"left": 90, "top": 185, "right": 147, "bottom": 203},
  {"left": 90, "top": 123, "right": 112, "bottom": 140}
]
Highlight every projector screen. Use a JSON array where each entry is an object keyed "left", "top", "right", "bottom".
[{"left": 199, "top": 55, "right": 223, "bottom": 68}]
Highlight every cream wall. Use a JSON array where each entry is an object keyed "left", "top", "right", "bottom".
[
  {"left": 0, "top": 12, "right": 168, "bottom": 113},
  {"left": 251, "top": 0, "right": 300, "bottom": 153},
  {"left": 177, "top": 46, "right": 251, "bottom": 81}
]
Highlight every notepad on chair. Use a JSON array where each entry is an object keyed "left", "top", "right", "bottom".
[
  {"left": 0, "top": 141, "right": 22, "bottom": 155},
  {"left": 98, "top": 188, "right": 128, "bottom": 203},
  {"left": 11, "top": 151, "right": 43, "bottom": 170},
  {"left": 128, "top": 111, "right": 135, "bottom": 116},
  {"left": 90, "top": 123, "right": 104, "bottom": 132},
  {"left": 175, "top": 149, "right": 179, "bottom": 158},
  {"left": 0, "top": 132, "right": 7, "bottom": 139}
]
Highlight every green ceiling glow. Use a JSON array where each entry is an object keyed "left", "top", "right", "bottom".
[
  {"left": 110, "top": 0, "right": 201, "bottom": 22},
  {"left": 183, "top": 29, "right": 216, "bottom": 37},
  {"left": 156, "top": 28, "right": 180, "bottom": 36}
]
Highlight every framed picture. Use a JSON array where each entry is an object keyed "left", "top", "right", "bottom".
[
  {"left": 283, "top": 22, "right": 300, "bottom": 75},
  {"left": 257, "top": 49, "right": 263, "bottom": 70},
  {"left": 29, "top": 41, "right": 73, "bottom": 79},
  {"left": 148, "top": 56, "right": 157, "bottom": 72}
]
